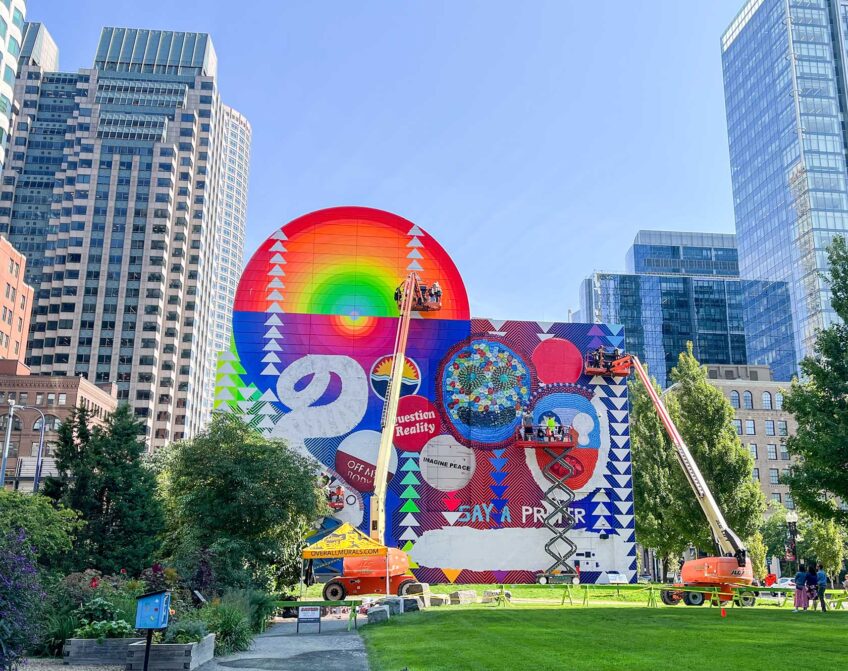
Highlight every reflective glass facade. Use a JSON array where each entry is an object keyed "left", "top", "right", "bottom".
[
  {"left": 722, "top": 0, "right": 848, "bottom": 365},
  {"left": 579, "top": 231, "right": 795, "bottom": 385},
  {"left": 0, "top": 28, "right": 248, "bottom": 448}
]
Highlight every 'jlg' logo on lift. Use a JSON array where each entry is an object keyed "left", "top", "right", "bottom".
[{"left": 731, "top": 569, "right": 746, "bottom": 576}]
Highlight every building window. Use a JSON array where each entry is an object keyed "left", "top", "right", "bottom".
[
  {"left": 745, "top": 419, "right": 755, "bottom": 435},
  {"left": 778, "top": 420, "right": 788, "bottom": 436},
  {"left": 767, "top": 444, "right": 777, "bottom": 460},
  {"left": 733, "top": 419, "right": 742, "bottom": 435},
  {"left": 752, "top": 467, "right": 759, "bottom": 482},
  {"left": 765, "top": 420, "right": 775, "bottom": 436},
  {"left": 785, "top": 493, "right": 795, "bottom": 510},
  {"left": 780, "top": 445, "right": 789, "bottom": 460},
  {"left": 771, "top": 492, "right": 782, "bottom": 503},
  {"left": 33, "top": 415, "right": 62, "bottom": 432},
  {"left": 761, "top": 392, "right": 771, "bottom": 410},
  {"left": 742, "top": 391, "right": 753, "bottom": 409},
  {"left": 769, "top": 468, "right": 779, "bottom": 485},
  {"left": 730, "top": 390, "right": 740, "bottom": 408},
  {"left": 775, "top": 392, "right": 783, "bottom": 410},
  {"left": 748, "top": 444, "right": 758, "bottom": 459}
]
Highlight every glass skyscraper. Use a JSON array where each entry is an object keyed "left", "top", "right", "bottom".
[
  {"left": 722, "top": 0, "right": 848, "bottom": 366},
  {"left": 578, "top": 231, "right": 795, "bottom": 386},
  {"left": 0, "top": 27, "right": 249, "bottom": 448},
  {"left": 0, "top": 0, "right": 26, "bottom": 171}
]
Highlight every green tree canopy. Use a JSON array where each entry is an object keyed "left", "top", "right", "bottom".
[
  {"left": 631, "top": 344, "right": 765, "bottom": 566},
  {"left": 783, "top": 236, "right": 848, "bottom": 525},
  {"left": 159, "top": 413, "right": 323, "bottom": 590},
  {"left": 0, "top": 491, "right": 80, "bottom": 565},
  {"left": 629, "top": 373, "right": 690, "bottom": 577},
  {"left": 47, "top": 405, "right": 163, "bottom": 575}
]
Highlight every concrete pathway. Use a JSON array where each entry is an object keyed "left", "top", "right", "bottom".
[{"left": 200, "top": 616, "right": 369, "bottom": 671}]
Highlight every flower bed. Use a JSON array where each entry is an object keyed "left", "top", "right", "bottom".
[{"left": 125, "top": 634, "right": 215, "bottom": 671}]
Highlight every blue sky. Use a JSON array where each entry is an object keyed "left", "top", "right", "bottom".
[{"left": 34, "top": 0, "right": 746, "bottom": 322}]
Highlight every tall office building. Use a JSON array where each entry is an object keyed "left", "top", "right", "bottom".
[
  {"left": 0, "top": 27, "right": 249, "bottom": 448},
  {"left": 210, "top": 106, "right": 250, "bottom": 395},
  {"left": 722, "top": 0, "right": 848, "bottom": 367},
  {"left": 578, "top": 231, "right": 795, "bottom": 386},
  {"left": 0, "top": 0, "right": 25, "bottom": 171}
]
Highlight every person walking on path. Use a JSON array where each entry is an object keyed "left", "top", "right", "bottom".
[
  {"left": 793, "top": 565, "right": 809, "bottom": 612},
  {"left": 815, "top": 564, "right": 828, "bottom": 612}
]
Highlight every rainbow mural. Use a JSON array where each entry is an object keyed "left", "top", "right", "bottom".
[{"left": 216, "top": 207, "right": 635, "bottom": 584}]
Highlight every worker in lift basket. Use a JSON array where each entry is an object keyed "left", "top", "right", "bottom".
[
  {"left": 521, "top": 407, "right": 534, "bottom": 440},
  {"left": 430, "top": 281, "right": 442, "bottom": 302}
]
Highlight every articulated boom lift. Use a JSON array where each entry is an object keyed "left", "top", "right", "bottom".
[
  {"left": 588, "top": 348, "right": 754, "bottom": 606},
  {"left": 320, "top": 273, "right": 440, "bottom": 601}
]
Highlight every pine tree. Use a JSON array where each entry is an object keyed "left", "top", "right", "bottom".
[
  {"left": 783, "top": 236, "right": 848, "bottom": 525},
  {"left": 50, "top": 405, "right": 163, "bottom": 575}
]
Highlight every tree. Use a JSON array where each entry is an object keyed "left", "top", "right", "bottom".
[
  {"left": 48, "top": 405, "right": 163, "bottom": 575},
  {"left": 0, "top": 491, "right": 80, "bottom": 566},
  {"left": 629, "top": 373, "right": 690, "bottom": 579},
  {"left": 160, "top": 413, "right": 323, "bottom": 590},
  {"left": 783, "top": 236, "right": 848, "bottom": 525},
  {"left": 746, "top": 531, "right": 767, "bottom": 580},
  {"left": 759, "top": 504, "right": 789, "bottom": 562},
  {"left": 803, "top": 513, "right": 845, "bottom": 583},
  {"left": 630, "top": 345, "right": 765, "bottom": 567},
  {"left": 666, "top": 344, "right": 766, "bottom": 551}
]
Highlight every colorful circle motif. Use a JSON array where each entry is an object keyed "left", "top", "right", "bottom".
[
  {"left": 234, "top": 206, "right": 470, "bottom": 327},
  {"left": 370, "top": 355, "right": 421, "bottom": 400},
  {"left": 439, "top": 339, "right": 531, "bottom": 446}
]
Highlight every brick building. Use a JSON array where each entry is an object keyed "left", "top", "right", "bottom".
[
  {"left": 0, "top": 236, "right": 32, "bottom": 364},
  {"left": 0, "top": 362, "right": 117, "bottom": 491},
  {"left": 706, "top": 364, "right": 797, "bottom": 510}
]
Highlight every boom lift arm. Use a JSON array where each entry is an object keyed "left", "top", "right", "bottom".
[
  {"left": 369, "top": 272, "right": 440, "bottom": 543},
  {"left": 626, "top": 355, "right": 747, "bottom": 567}
]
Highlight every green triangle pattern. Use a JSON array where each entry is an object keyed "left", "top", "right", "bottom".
[
  {"left": 400, "top": 459, "right": 420, "bottom": 472},
  {"left": 400, "top": 472, "right": 420, "bottom": 486},
  {"left": 399, "top": 486, "right": 420, "bottom": 500},
  {"left": 399, "top": 499, "right": 420, "bottom": 513}
]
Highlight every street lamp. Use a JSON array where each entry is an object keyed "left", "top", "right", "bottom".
[
  {"left": 0, "top": 401, "right": 46, "bottom": 493},
  {"left": 786, "top": 510, "right": 799, "bottom": 573}
]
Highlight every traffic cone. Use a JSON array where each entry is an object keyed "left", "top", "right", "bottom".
[{"left": 720, "top": 608, "right": 727, "bottom": 618}]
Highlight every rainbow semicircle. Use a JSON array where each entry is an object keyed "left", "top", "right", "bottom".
[{"left": 234, "top": 206, "right": 470, "bottom": 324}]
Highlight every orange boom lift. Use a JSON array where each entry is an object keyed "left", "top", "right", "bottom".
[
  {"left": 319, "top": 273, "right": 440, "bottom": 601},
  {"left": 587, "top": 348, "right": 754, "bottom": 606}
]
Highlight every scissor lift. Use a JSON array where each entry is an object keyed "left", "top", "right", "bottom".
[{"left": 516, "top": 425, "right": 579, "bottom": 584}]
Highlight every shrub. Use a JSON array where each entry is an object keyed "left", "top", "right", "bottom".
[
  {"left": 220, "top": 589, "right": 276, "bottom": 634},
  {"left": 0, "top": 530, "right": 46, "bottom": 671},
  {"left": 29, "top": 612, "right": 81, "bottom": 657},
  {"left": 247, "top": 591, "right": 276, "bottom": 633},
  {"left": 199, "top": 604, "right": 252, "bottom": 655},
  {"left": 163, "top": 621, "right": 208, "bottom": 645},
  {"left": 73, "top": 620, "right": 135, "bottom": 642},
  {"left": 75, "top": 597, "right": 119, "bottom": 625}
]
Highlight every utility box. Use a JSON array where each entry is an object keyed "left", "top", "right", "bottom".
[{"left": 135, "top": 590, "right": 171, "bottom": 630}]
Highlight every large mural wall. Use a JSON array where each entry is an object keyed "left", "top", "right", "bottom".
[{"left": 215, "top": 207, "right": 636, "bottom": 584}]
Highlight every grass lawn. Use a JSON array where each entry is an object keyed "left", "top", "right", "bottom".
[{"left": 361, "top": 604, "right": 847, "bottom": 671}]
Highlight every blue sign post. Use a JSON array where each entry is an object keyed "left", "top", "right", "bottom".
[{"left": 135, "top": 591, "right": 171, "bottom": 671}]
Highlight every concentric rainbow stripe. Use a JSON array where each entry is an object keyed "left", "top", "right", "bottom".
[{"left": 234, "top": 207, "right": 470, "bottom": 325}]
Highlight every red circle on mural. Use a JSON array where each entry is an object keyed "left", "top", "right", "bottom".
[
  {"left": 531, "top": 338, "right": 583, "bottom": 384},
  {"left": 394, "top": 395, "right": 441, "bottom": 453}
]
